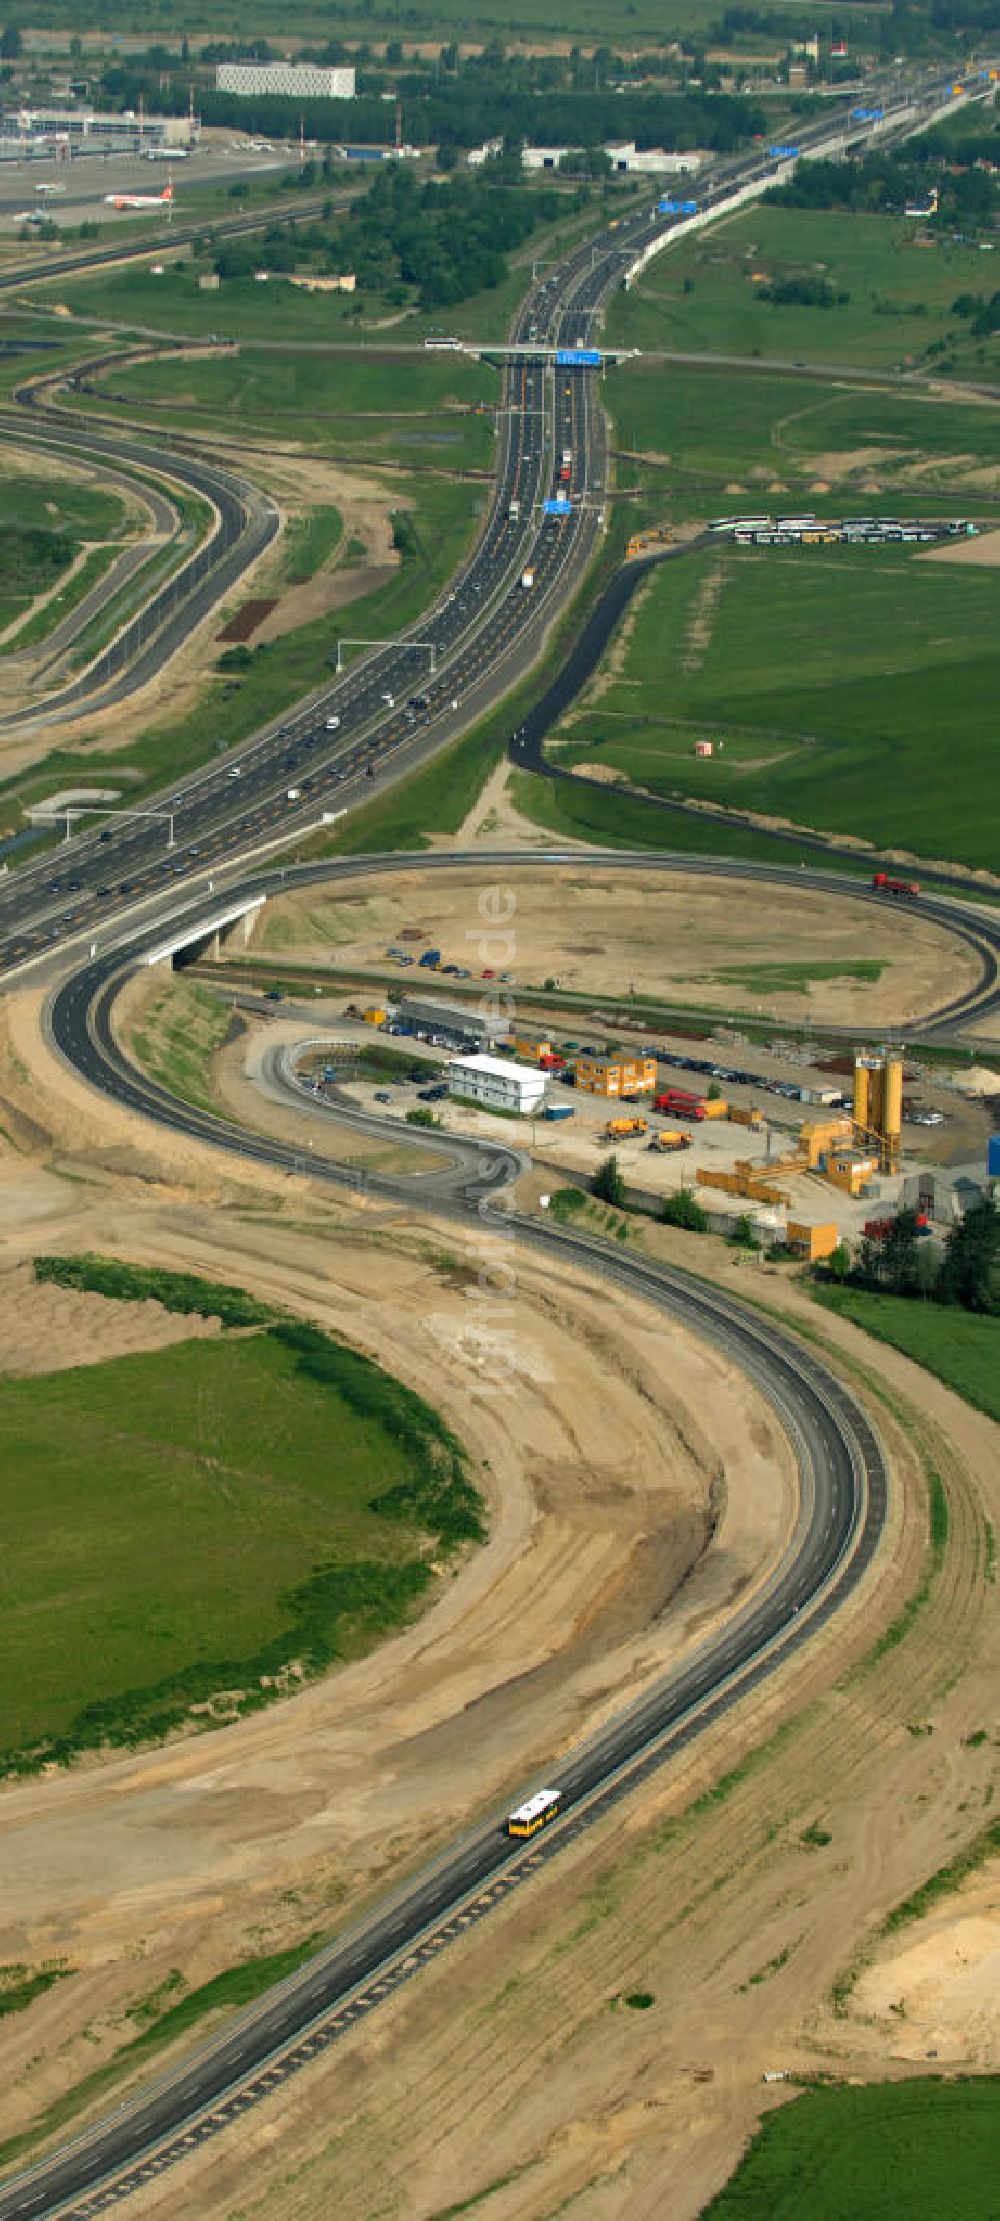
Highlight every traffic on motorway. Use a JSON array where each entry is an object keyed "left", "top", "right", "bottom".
[
  {"left": 1, "top": 51, "right": 987, "bottom": 986},
  {"left": 0, "top": 58, "right": 993, "bottom": 2215}
]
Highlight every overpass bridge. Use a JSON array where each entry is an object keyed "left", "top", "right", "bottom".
[{"left": 145, "top": 894, "right": 266, "bottom": 969}]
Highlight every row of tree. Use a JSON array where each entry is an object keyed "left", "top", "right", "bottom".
[
  {"left": 767, "top": 149, "right": 999, "bottom": 227},
  {"left": 852, "top": 1197, "right": 1000, "bottom": 1312},
  {"left": 213, "top": 166, "right": 571, "bottom": 312}
]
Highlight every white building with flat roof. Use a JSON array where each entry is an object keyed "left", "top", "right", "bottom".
[
  {"left": 447, "top": 1053, "right": 546, "bottom": 1115},
  {"left": 216, "top": 62, "right": 356, "bottom": 101}
]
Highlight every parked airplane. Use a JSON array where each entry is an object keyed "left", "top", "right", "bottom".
[{"left": 104, "top": 181, "right": 173, "bottom": 210}]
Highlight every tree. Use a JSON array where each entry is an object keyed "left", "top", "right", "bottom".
[
  {"left": 731, "top": 1212, "right": 759, "bottom": 1250},
  {"left": 826, "top": 1241, "right": 852, "bottom": 1284},
  {"left": 0, "top": 23, "right": 21, "bottom": 58},
  {"left": 939, "top": 1196, "right": 1000, "bottom": 1314},
  {"left": 661, "top": 1188, "right": 709, "bottom": 1233},
  {"left": 593, "top": 1155, "right": 627, "bottom": 1208}
]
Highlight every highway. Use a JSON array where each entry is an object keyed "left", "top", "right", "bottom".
[
  {"left": 3, "top": 53, "right": 992, "bottom": 980},
  {"left": 0, "top": 394, "right": 279, "bottom": 731},
  {"left": 0, "top": 63, "right": 992, "bottom": 2213},
  {"left": 0, "top": 915, "right": 887, "bottom": 2221}
]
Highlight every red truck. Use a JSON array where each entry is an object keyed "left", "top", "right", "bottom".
[
  {"left": 654, "top": 1089, "right": 706, "bottom": 1121},
  {"left": 872, "top": 871, "right": 920, "bottom": 898}
]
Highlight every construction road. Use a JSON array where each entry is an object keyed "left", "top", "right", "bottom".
[{"left": 0, "top": 54, "right": 995, "bottom": 2218}]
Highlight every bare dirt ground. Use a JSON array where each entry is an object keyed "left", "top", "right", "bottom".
[
  {"left": 919, "top": 527, "right": 1000, "bottom": 567},
  {"left": 120, "top": 1271, "right": 999, "bottom": 2221},
  {"left": 846, "top": 1859, "right": 1000, "bottom": 2069},
  {"left": 250, "top": 861, "right": 976, "bottom": 1030},
  {"left": 0, "top": 970, "right": 996, "bottom": 2221},
  {"left": 0, "top": 1260, "right": 221, "bottom": 1374}
]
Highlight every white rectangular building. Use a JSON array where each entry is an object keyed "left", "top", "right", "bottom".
[
  {"left": 216, "top": 62, "right": 356, "bottom": 101},
  {"left": 447, "top": 1053, "right": 546, "bottom": 1116}
]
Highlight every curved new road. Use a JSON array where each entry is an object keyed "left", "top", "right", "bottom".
[{"left": 2, "top": 61, "right": 990, "bottom": 2214}]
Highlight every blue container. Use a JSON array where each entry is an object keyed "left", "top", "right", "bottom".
[{"left": 988, "top": 1133, "right": 1000, "bottom": 1181}]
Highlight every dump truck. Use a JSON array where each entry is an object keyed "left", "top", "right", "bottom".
[
  {"left": 872, "top": 871, "right": 920, "bottom": 898},
  {"left": 605, "top": 1116, "right": 648, "bottom": 1138},
  {"left": 654, "top": 1089, "right": 706, "bottom": 1121},
  {"left": 362, "top": 1007, "right": 387, "bottom": 1026},
  {"left": 649, "top": 1131, "right": 691, "bottom": 1152}
]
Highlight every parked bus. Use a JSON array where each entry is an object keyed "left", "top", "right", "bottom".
[
  {"left": 506, "top": 1788, "right": 563, "bottom": 1839},
  {"left": 709, "top": 515, "right": 772, "bottom": 534}
]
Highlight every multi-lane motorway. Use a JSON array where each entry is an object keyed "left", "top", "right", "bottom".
[
  {"left": 5, "top": 52, "right": 994, "bottom": 981},
  {"left": 0, "top": 64, "right": 993, "bottom": 2216}
]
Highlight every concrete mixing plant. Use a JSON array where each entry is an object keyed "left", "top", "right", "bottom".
[{"left": 853, "top": 1048, "right": 904, "bottom": 1175}]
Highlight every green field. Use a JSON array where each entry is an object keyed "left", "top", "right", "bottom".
[
  {"left": 548, "top": 538, "right": 1000, "bottom": 868},
  {"left": 0, "top": 464, "right": 129, "bottom": 634},
  {"left": 0, "top": 466, "right": 125, "bottom": 544},
  {"left": 82, "top": 348, "right": 499, "bottom": 473},
  {"left": 704, "top": 2077, "right": 1000, "bottom": 2220},
  {"left": 813, "top": 1288, "right": 1000, "bottom": 1423},
  {"left": 609, "top": 358, "right": 1000, "bottom": 516},
  {"left": 607, "top": 205, "right": 999, "bottom": 374},
  {"left": 0, "top": 1311, "right": 481, "bottom": 1770}
]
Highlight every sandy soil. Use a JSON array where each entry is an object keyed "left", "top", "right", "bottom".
[
  {"left": 0, "top": 1174, "right": 797, "bottom": 2151},
  {"left": 0, "top": 965, "right": 997, "bottom": 2220},
  {"left": 919, "top": 527, "right": 1000, "bottom": 567},
  {"left": 847, "top": 1861, "right": 1000, "bottom": 2068},
  {"left": 0, "top": 1261, "right": 221, "bottom": 1374},
  {"left": 119, "top": 1266, "right": 1000, "bottom": 2221},
  {"left": 250, "top": 861, "right": 977, "bottom": 1029}
]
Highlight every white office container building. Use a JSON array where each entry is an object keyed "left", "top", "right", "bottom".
[
  {"left": 216, "top": 62, "right": 356, "bottom": 100},
  {"left": 447, "top": 1053, "right": 546, "bottom": 1116}
]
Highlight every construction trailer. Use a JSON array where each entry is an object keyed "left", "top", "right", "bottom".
[{"left": 576, "top": 1054, "right": 657, "bottom": 1099}]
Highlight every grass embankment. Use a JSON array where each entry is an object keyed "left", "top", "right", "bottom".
[
  {"left": 703, "top": 2077, "right": 1000, "bottom": 2220},
  {"left": 82, "top": 350, "right": 500, "bottom": 475},
  {"left": 813, "top": 1287, "right": 1000, "bottom": 1425},
  {"left": 607, "top": 203, "right": 1000, "bottom": 375},
  {"left": 0, "top": 466, "right": 128, "bottom": 638},
  {"left": 128, "top": 975, "right": 233, "bottom": 1118},
  {"left": 2, "top": 1265, "right": 483, "bottom": 1773},
  {"left": 285, "top": 503, "right": 342, "bottom": 582}
]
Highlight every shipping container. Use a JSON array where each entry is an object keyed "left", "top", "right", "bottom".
[{"left": 542, "top": 1104, "right": 575, "bottom": 1121}]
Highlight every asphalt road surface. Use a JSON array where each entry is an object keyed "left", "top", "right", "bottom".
[
  {"left": 0, "top": 919, "right": 887, "bottom": 2221},
  {"left": 0, "top": 60, "right": 990, "bottom": 2214}
]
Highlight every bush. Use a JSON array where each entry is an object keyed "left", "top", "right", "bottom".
[
  {"left": 33, "top": 1255, "right": 275, "bottom": 1328},
  {"left": 731, "top": 1213, "right": 759, "bottom": 1250},
  {"left": 661, "top": 1188, "right": 709, "bottom": 1233},
  {"left": 592, "top": 1154, "right": 628, "bottom": 1208}
]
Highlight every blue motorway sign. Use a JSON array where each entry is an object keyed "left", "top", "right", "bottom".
[
  {"left": 554, "top": 348, "right": 601, "bottom": 367},
  {"left": 850, "top": 105, "right": 884, "bottom": 121},
  {"left": 542, "top": 498, "right": 573, "bottom": 517},
  {"left": 767, "top": 143, "right": 800, "bottom": 159},
  {"left": 658, "top": 196, "right": 698, "bottom": 215}
]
